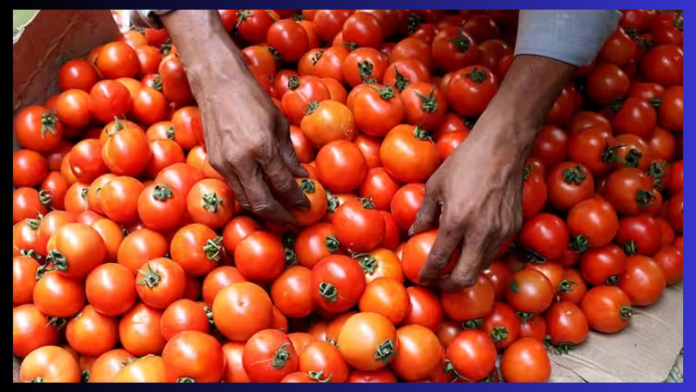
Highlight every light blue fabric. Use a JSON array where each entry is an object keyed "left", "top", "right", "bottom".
[{"left": 515, "top": 10, "right": 621, "bottom": 66}]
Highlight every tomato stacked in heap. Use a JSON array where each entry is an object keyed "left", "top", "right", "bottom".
[{"left": 13, "top": 9, "right": 682, "bottom": 383}]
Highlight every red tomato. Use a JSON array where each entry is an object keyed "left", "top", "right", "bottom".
[
  {"left": 242, "top": 329, "right": 298, "bottom": 382},
  {"left": 13, "top": 256, "right": 39, "bottom": 306},
  {"left": 45, "top": 222, "right": 105, "bottom": 279},
  {"left": 89, "top": 349, "right": 136, "bottom": 382},
  {"left": 401, "top": 82, "right": 447, "bottom": 130},
  {"left": 501, "top": 338, "right": 551, "bottom": 383},
  {"left": 96, "top": 42, "right": 140, "bottom": 79},
  {"left": 359, "top": 167, "right": 400, "bottom": 212},
  {"left": 353, "top": 85, "right": 406, "bottom": 137},
  {"left": 267, "top": 19, "right": 310, "bottom": 62},
  {"left": 519, "top": 314, "right": 547, "bottom": 342},
  {"left": 117, "top": 228, "right": 169, "bottom": 275},
  {"left": 342, "top": 47, "right": 389, "bottom": 87},
  {"left": 310, "top": 255, "right": 366, "bottom": 314},
  {"left": 300, "top": 100, "right": 356, "bottom": 148},
  {"left": 604, "top": 167, "right": 660, "bottom": 215},
  {"left": 270, "top": 266, "right": 315, "bottom": 319},
  {"left": 546, "top": 161, "right": 595, "bottom": 211},
  {"left": 612, "top": 97, "right": 657, "bottom": 140},
  {"left": 337, "top": 312, "right": 398, "bottom": 371},
  {"left": 432, "top": 27, "right": 480, "bottom": 72},
  {"left": 234, "top": 231, "right": 285, "bottom": 282},
  {"left": 658, "top": 85, "right": 683, "bottom": 132},
  {"left": 34, "top": 271, "right": 86, "bottom": 318},
  {"left": 381, "top": 124, "right": 439, "bottom": 183},
  {"left": 298, "top": 340, "right": 350, "bottom": 382},
  {"left": 446, "top": 330, "right": 497, "bottom": 382},
  {"left": 390, "top": 325, "right": 442, "bottom": 381},
  {"left": 402, "top": 286, "right": 443, "bottom": 332},
  {"left": 504, "top": 269, "right": 554, "bottom": 315},
  {"left": 358, "top": 277, "right": 410, "bottom": 325},
  {"left": 66, "top": 305, "right": 119, "bottom": 357},
  {"left": 113, "top": 355, "right": 165, "bottom": 382},
  {"left": 281, "top": 75, "right": 331, "bottom": 125},
  {"left": 522, "top": 165, "right": 547, "bottom": 218},
  {"left": 19, "top": 346, "right": 81, "bottom": 383},
  {"left": 55, "top": 89, "right": 91, "bottom": 128},
  {"left": 14, "top": 106, "right": 64, "bottom": 153},
  {"left": 586, "top": 63, "right": 630, "bottom": 104},
  {"left": 58, "top": 59, "right": 98, "bottom": 92},
  {"left": 616, "top": 214, "right": 662, "bottom": 256},
  {"left": 383, "top": 58, "right": 431, "bottom": 94},
  {"left": 618, "top": 255, "right": 666, "bottom": 306},
  {"left": 435, "top": 130, "right": 468, "bottom": 160},
  {"left": 640, "top": 45, "right": 682, "bottom": 86},
  {"left": 13, "top": 187, "right": 49, "bottom": 224},
  {"left": 185, "top": 178, "right": 235, "bottom": 229},
  {"left": 159, "top": 55, "right": 194, "bottom": 105},
  {"left": 221, "top": 341, "right": 251, "bottom": 383},
  {"left": 212, "top": 282, "right": 274, "bottom": 342},
  {"left": 315, "top": 140, "right": 368, "bottom": 193},
  {"left": 566, "top": 197, "right": 620, "bottom": 251},
  {"left": 481, "top": 302, "right": 521, "bottom": 349},
  {"left": 446, "top": 66, "right": 498, "bottom": 116},
  {"left": 581, "top": 285, "right": 633, "bottom": 334},
  {"left": 13, "top": 149, "right": 48, "bottom": 188},
  {"left": 653, "top": 246, "right": 683, "bottom": 286},
  {"left": 519, "top": 213, "right": 569, "bottom": 261},
  {"left": 137, "top": 183, "right": 186, "bottom": 232},
  {"left": 333, "top": 198, "right": 385, "bottom": 252},
  {"left": 86, "top": 263, "right": 137, "bottom": 316},
  {"left": 13, "top": 304, "right": 59, "bottom": 358},
  {"left": 88, "top": 80, "right": 133, "bottom": 124},
  {"left": 532, "top": 125, "right": 569, "bottom": 169},
  {"left": 545, "top": 301, "right": 589, "bottom": 350},
  {"left": 557, "top": 268, "right": 588, "bottom": 305},
  {"left": 343, "top": 12, "right": 383, "bottom": 48},
  {"left": 401, "top": 229, "right": 458, "bottom": 285},
  {"left": 580, "top": 244, "right": 626, "bottom": 286},
  {"left": 135, "top": 257, "right": 186, "bottom": 309},
  {"left": 39, "top": 171, "right": 69, "bottom": 211},
  {"left": 161, "top": 330, "right": 224, "bottom": 382}
]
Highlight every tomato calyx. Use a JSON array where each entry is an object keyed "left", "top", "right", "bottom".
[
  {"left": 235, "top": 10, "right": 253, "bottom": 29},
  {"left": 318, "top": 281, "right": 338, "bottom": 302},
  {"left": 325, "top": 235, "right": 340, "bottom": 254},
  {"left": 444, "top": 359, "right": 469, "bottom": 381},
  {"left": 562, "top": 166, "right": 587, "bottom": 185},
  {"left": 291, "top": 13, "right": 304, "bottom": 22},
  {"left": 26, "top": 216, "right": 42, "bottom": 230},
  {"left": 516, "top": 311, "right": 535, "bottom": 324},
  {"left": 635, "top": 189, "right": 657, "bottom": 207},
  {"left": 374, "top": 339, "right": 396, "bottom": 363},
  {"left": 311, "top": 50, "right": 323, "bottom": 65},
  {"left": 287, "top": 75, "right": 301, "bottom": 90},
  {"left": 272, "top": 342, "right": 293, "bottom": 369},
  {"left": 462, "top": 117, "right": 477, "bottom": 129},
  {"left": 29, "top": 377, "right": 46, "bottom": 383},
  {"left": 549, "top": 342, "right": 576, "bottom": 355},
  {"left": 509, "top": 279, "right": 520, "bottom": 294},
  {"left": 354, "top": 253, "right": 378, "bottom": 274},
  {"left": 358, "top": 61, "right": 375, "bottom": 81},
  {"left": 326, "top": 191, "right": 340, "bottom": 213},
  {"left": 285, "top": 247, "right": 299, "bottom": 267},
  {"left": 415, "top": 87, "right": 439, "bottom": 113},
  {"left": 407, "top": 13, "right": 424, "bottom": 35},
  {"left": 490, "top": 325, "right": 509, "bottom": 343},
  {"left": 461, "top": 318, "right": 483, "bottom": 330},
  {"left": 523, "top": 248, "right": 547, "bottom": 264},
  {"left": 600, "top": 140, "right": 622, "bottom": 164},
  {"left": 137, "top": 263, "right": 162, "bottom": 288},
  {"left": 304, "top": 102, "right": 320, "bottom": 116},
  {"left": 35, "top": 263, "right": 50, "bottom": 280},
  {"left": 203, "top": 305, "right": 216, "bottom": 329},
  {"left": 569, "top": 235, "right": 589, "bottom": 253},
  {"left": 202, "top": 236, "right": 224, "bottom": 261},
  {"left": 620, "top": 306, "right": 634, "bottom": 320},
  {"left": 46, "top": 249, "right": 69, "bottom": 273},
  {"left": 392, "top": 67, "right": 409, "bottom": 92},
  {"left": 621, "top": 240, "right": 638, "bottom": 256},
  {"left": 202, "top": 191, "right": 224, "bottom": 213},
  {"left": 81, "top": 370, "right": 91, "bottom": 383},
  {"left": 342, "top": 41, "right": 360, "bottom": 52},
  {"left": 267, "top": 46, "right": 282, "bottom": 61},
  {"left": 80, "top": 187, "right": 88, "bottom": 199},
  {"left": 523, "top": 164, "right": 533, "bottom": 181},
  {"left": 649, "top": 96, "right": 662, "bottom": 110},
  {"left": 605, "top": 275, "right": 619, "bottom": 286},
  {"left": 358, "top": 197, "right": 376, "bottom": 210},
  {"left": 152, "top": 184, "right": 174, "bottom": 201},
  {"left": 447, "top": 28, "right": 472, "bottom": 52},
  {"left": 412, "top": 125, "right": 434, "bottom": 142},
  {"left": 121, "top": 227, "right": 130, "bottom": 237},
  {"left": 106, "top": 117, "right": 126, "bottom": 137},
  {"left": 557, "top": 279, "right": 577, "bottom": 295},
  {"left": 623, "top": 148, "right": 643, "bottom": 168},
  {"left": 161, "top": 39, "right": 173, "bottom": 55},
  {"left": 46, "top": 316, "right": 67, "bottom": 330},
  {"left": 647, "top": 161, "right": 668, "bottom": 190},
  {"left": 40, "top": 111, "right": 59, "bottom": 138},
  {"left": 21, "top": 249, "right": 42, "bottom": 261},
  {"left": 166, "top": 125, "right": 176, "bottom": 140},
  {"left": 177, "top": 377, "right": 196, "bottom": 383},
  {"left": 307, "top": 370, "right": 333, "bottom": 383},
  {"left": 463, "top": 67, "right": 487, "bottom": 84}
]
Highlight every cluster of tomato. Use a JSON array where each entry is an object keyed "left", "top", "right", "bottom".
[{"left": 12, "top": 9, "right": 682, "bottom": 384}]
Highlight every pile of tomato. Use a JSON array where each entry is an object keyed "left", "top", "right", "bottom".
[{"left": 12, "top": 9, "right": 683, "bottom": 383}]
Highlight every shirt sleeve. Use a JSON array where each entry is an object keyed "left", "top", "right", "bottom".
[
  {"left": 515, "top": 10, "right": 622, "bottom": 67},
  {"left": 128, "top": 10, "right": 174, "bottom": 29}
]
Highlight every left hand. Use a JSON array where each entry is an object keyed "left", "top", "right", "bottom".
[{"left": 410, "top": 116, "right": 529, "bottom": 292}]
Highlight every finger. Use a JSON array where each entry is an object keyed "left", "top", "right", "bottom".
[
  {"left": 409, "top": 188, "right": 438, "bottom": 236},
  {"left": 439, "top": 232, "right": 491, "bottom": 293},
  {"left": 417, "top": 221, "right": 463, "bottom": 285},
  {"left": 209, "top": 156, "right": 250, "bottom": 208},
  {"left": 261, "top": 151, "right": 311, "bottom": 210},
  {"left": 237, "top": 162, "right": 296, "bottom": 224},
  {"left": 276, "top": 116, "right": 308, "bottom": 178}
]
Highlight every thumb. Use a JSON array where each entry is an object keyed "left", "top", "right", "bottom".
[
  {"left": 276, "top": 116, "right": 308, "bottom": 178},
  {"left": 409, "top": 188, "right": 438, "bottom": 235},
  {"left": 439, "top": 233, "right": 488, "bottom": 293}
]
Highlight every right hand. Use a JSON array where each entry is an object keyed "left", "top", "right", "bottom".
[{"left": 196, "top": 69, "right": 310, "bottom": 224}]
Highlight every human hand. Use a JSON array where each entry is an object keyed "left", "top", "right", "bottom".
[{"left": 410, "top": 116, "right": 529, "bottom": 292}]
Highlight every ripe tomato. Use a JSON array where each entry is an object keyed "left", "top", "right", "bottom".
[
  {"left": 113, "top": 355, "right": 165, "bottom": 382},
  {"left": 519, "top": 314, "right": 547, "bottom": 342},
  {"left": 63, "top": 182, "right": 90, "bottom": 216},
  {"left": 213, "top": 282, "right": 274, "bottom": 342},
  {"left": 132, "top": 87, "right": 167, "bottom": 125},
  {"left": 598, "top": 28, "right": 637, "bottom": 66},
  {"left": 353, "top": 84, "right": 405, "bottom": 137},
  {"left": 145, "top": 139, "right": 186, "bottom": 179},
  {"left": 12, "top": 150, "right": 47, "bottom": 188},
  {"left": 221, "top": 341, "right": 251, "bottom": 383},
  {"left": 13, "top": 255, "right": 39, "bottom": 305},
  {"left": 532, "top": 125, "right": 569, "bottom": 169},
  {"left": 355, "top": 247, "right": 404, "bottom": 284},
  {"left": 352, "top": 134, "right": 382, "bottom": 169},
  {"left": 481, "top": 261, "right": 514, "bottom": 301},
  {"left": 505, "top": 269, "right": 554, "bottom": 315},
  {"left": 271, "top": 266, "right": 315, "bottom": 319},
  {"left": 401, "top": 228, "right": 458, "bottom": 285},
  {"left": 586, "top": 63, "right": 630, "bottom": 104},
  {"left": 446, "top": 66, "right": 498, "bottom": 116},
  {"left": 34, "top": 271, "right": 85, "bottom": 318},
  {"left": 162, "top": 330, "right": 225, "bottom": 383},
  {"left": 89, "top": 349, "right": 135, "bottom": 383},
  {"left": 55, "top": 89, "right": 91, "bottom": 128},
  {"left": 580, "top": 244, "right": 627, "bottom": 287},
  {"left": 604, "top": 167, "right": 659, "bottom": 215},
  {"left": 316, "top": 140, "right": 368, "bottom": 192},
  {"left": 383, "top": 59, "right": 431, "bottom": 92},
  {"left": 138, "top": 183, "right": 186, "bottom": 232},
  {"left": 159, "top": 55, "right": 194, "bottom": 105},
  {"left": 20, "top": 345, "right": 81, "bottom": 383},
  {"left": 519, "top": 213, "right": 569, "bottom": 261},
  {"left": 58, "top": 59, "right": 98, "bottom": 92},
  {"left": 39, "top": 171, "right": 69, "bottom": 211},
  {"left": 525, "top": 261, "right": 565, "bottom": 293},
  {"left": 299, "top": 46, "right": 349, "bottom": 82},
  {"left": 545, "top": 301, "right": 589, "bottom": 350},
  {"left": 500, "top": 338, "right": 551, "bottom": 383},
  {"left": 567, "top": 128, "right": 616, "bottom": 176},
  {"left": 432, "top": 27, "right": 480, "bottom": 72},
  {"left": 568, "top": 111, "right": 612, "bottom": 135},
  {"left": 380, "top": 124, "right": 440, "bottom": 183},
  {"left": 343, "top": 12, "right": 383, "bottom": 48},
  {"left": 313, "top": 10, "right": 353, "bottom": 43},
  {"left": 267, "top": 19, "right": 309, "bottom": 62},
  {"left": 390, "top": 325, "right": 442, "bottom": 381},
  {"left": 281, "top": 75, "right": 331, "bottom": 126},
  {"left": 13, "top": 303, "right": 59, "bottom": 358},
  {"left": 581, "top": 285, "right": 633, "bottom": 334},
  {"left": 243, "top": 329, "right": 299, "bottom": 382},
  {"left": 300, "top": 100, "right": 355, "bottom": 148},
  {"left": 102, "top": 126, "right": 152, "bottom": 177},
  {"left": 359, "top": 167, "right": 400, "bottom": 212},
  {"left": 567, "top": 197, "right": 619, "bottom": 250},
  {"left": 546, "top": 162, "right": 594, "bottom": 211},
  {"left": 14, "top": 106, "right": 64, "bottom": 153},
  {"left": 618, "top": 255, "right": 666, "bottom": 306},
  {"left": 46, "top": 222, "right": 106, "bottom": 278},
  {"left": 653, "top": 246, "right": 683, "bottom": 286},
  {"left": 200, "top": 267, "right": 244, "bottom": 308},
  {"left": 612, "top": 134, "right": 652, "bottom": 171},
  {"left": 447, "top": 330, "right": 497, "bottom": 382},
  {"left": 66, "top": 305, "right": 119, "bottom": 357},
  {"left": 612, "top": 98, "right": 657, "bottom": 140},
  {"left": 233, "top": 230, "right": 285, "bottom": 282},
  {"left": 401, "top": 286, "right": 443, "bottom": 331},
  {"left": 88, "top": 80, "right": 132, "bottom": 124},
  {"left": 85, "top": 263, "right": 136, "bottom": 316},
  {"left": 322, "top": 77, "right": 349, "bottom": 103},
  {"left": 117, "top": 228, "right": 169, "bottom": 274},
  {"left": 338, "top": 312, "right": 398, "bottom": 371},
  {"left": 184, "top": 179, "right": 235, "bottom": 229},
  {"left": 96, "top": 41, "right": 140, "bottom": 78},
  {"left": 658, "top": 85, "right": 683, "bottom": 131},
  {"left": 558, "top": 268, "right": 588, "bottom": 305},
  {"left": 119, "top": 303, "right": 166, "bottom": 357},
  {"left": 441, "top": 274, "right": 495, "bottom": 324},
  {"left": 311, "top": 254, "right": 366, "bottom": 313},
  {"left": 99, "top": 176, "right": 144, "bottom": 224},
  {"left": 640, "top": 45, "right": 683, "bottom": 86},
  {"left": 294, "top": 222, "right": 340, "bottom": 268},
  {"left": 291, "top": 178, "right": 328, "bottom": 226},
  {"left": 221, "top": 216, "right": 261, "bottom": 255},
  {"left": 435, "top": 130, "right": 468, "bottom": 160},
  {"left": 342, "top": 47, "right": 389, "bottom": 87},
  {"left": 298, "top": 340, "right": 350, "bottom": 383},
  {"left": 359, "top": 277, "right": 410, "bottom": 325},
  {"left": 436, "top": 319, "right": 462, "bottom": 348},
  {"left": 135, "top": 257, "right": 186, "bottom": 309},
  {"left": 649, "top": 127, "right": 676, "bottom": 162},
  {"left": 481, "top": 302, "right": 521, "bottom": 349},
  {"left": 333, "top": 198, "right": 385, "bottom": 252},
  {"left": 616, "top": 214, "right": 662, "bottom": 256},
  {"left": 522, "top": 165, "right": 547, "bottom": 218}
]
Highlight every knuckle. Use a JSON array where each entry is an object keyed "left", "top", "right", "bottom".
[
  {"left": 453, "top": 273, "right": 477, "bottom": 289},
  {"left": 250, "top": 201, "right": 272, "bottom": 215},
  {"left": 427, "top": 251, "right": 451, "bottom": 268}
]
